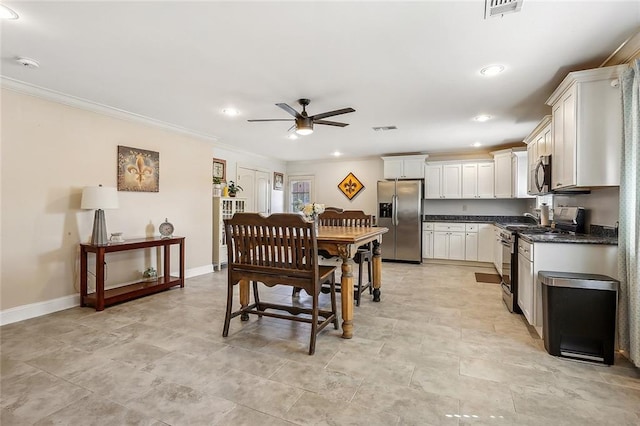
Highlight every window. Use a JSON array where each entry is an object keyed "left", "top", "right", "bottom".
[{"left": 288, "top": 175, "right": 315, "bottom": 212}]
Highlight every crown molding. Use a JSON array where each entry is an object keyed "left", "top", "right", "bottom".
[{"left": 0, "top": 76, "right": 220, "bottom": 143}]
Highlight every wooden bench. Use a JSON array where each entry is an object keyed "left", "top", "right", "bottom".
[{"left": 222, "top": 213, "right": 338, "bottom": 355}]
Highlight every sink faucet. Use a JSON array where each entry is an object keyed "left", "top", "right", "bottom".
[{"left": 524, "top": 212, "right": 540, "bottom": 224}]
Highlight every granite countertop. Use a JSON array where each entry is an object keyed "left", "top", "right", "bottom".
[
  {"left": 423, "top": 215, "right": 618, "bottom": 245},
  {"left": 518, "top": 232, "right": 618, "bottom": 245},
  {"left": 423, "top": 215, "right": 534, "bottom": 225}
]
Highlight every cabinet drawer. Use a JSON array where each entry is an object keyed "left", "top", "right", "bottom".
[
  {"left": 465, "top": 224, "right": 478, "bottom": 232},
  {"left": 423, "top": 222, "right": 434, "bottom": 231},
  {"left": 518, "top": 239, "right": 532, "bottom": 262},
  {"left": 434, "top": 223, "right": 466, "bottom": 232}
]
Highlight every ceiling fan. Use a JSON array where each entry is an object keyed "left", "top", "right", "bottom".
[{"left": 248, "top": 98, "right": 355, "bottom": 135}]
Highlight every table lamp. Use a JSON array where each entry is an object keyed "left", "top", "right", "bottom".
[{"left": 81, "top": 185, "right": 119, "bottom": 245}]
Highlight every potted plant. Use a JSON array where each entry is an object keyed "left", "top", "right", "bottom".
[
  {"left": 212, "top": 176, "right": 223, "bottom": 197},
  {"left": 227, "top": 181, "right": 243, "bottom": 197}
]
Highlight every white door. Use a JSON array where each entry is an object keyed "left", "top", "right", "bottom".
[
  {"left": 288, "top": 175, "right": 315, "bottom": 212},
  {"left": 237, "top": 167, "right": 270, "bottom": 214},
  {"left": 237, "top": 167, "right": 256, "bottom": 212},
  {"left": 255, "top": 170, "right": 270, "bottom": 215}
]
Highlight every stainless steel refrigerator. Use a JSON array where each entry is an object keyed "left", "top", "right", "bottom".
[{"left": 377, "top": 180, "right": 422, "bottom": 262}]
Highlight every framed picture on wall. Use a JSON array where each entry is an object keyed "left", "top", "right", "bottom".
[
  {"left": 213, "top": 158, "right": 226, "bottom": 182},
  {"left": 117, "top": 145, "right": 159, "bottom": 192},
  {"left": 274, "top": 172, "right": 284, "bottom": 190}
]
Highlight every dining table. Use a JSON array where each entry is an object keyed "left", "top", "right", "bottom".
[{"left": 237, "top": 224, "right": 388, "bottom": 339}]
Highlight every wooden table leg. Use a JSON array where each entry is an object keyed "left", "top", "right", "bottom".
[
  {"left": 96, "top": 248, "right": 105, "bottom": 311},
  {"left": 239, "top": 279, "right": 250, "bottom": 321},
  {"left": 163, "top": 242, "right": 171, "bottom": 284},
  {"left": 372, "top": 240, "right": 382, "bottom": 302},
  {"left": 339, "top": 250, "right": 355, "bottom": 339},
  {"left": 179, "top": 240, "right": 185, "bottom": 287},
  {"left": 80, "top": 247, "right": 87, "bottom": 307}
]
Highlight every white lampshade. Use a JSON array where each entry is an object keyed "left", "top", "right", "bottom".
[{"left": 81, "top": 186, "right": 119, "bottom": 210}]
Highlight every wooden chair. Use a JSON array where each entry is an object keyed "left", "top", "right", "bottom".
[
  {"left": 223, "top": 213, "right": 338, "bottom": 355},
  {"left": 318, "top": 210, "right": 374, "bottom": 306}
]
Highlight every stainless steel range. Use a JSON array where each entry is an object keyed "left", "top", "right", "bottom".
[
  {"left": 499, "top": 228, "right": 520, "bottom": 314},
  {"left": 500, "top": 207, "right": 586, "bottom": 314}
]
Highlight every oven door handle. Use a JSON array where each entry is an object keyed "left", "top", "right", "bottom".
[{"left": 500, "top": 238, "right": 514, "bottom": 254}]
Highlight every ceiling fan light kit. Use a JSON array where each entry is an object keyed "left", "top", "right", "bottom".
[
  {"left": 249, "top": 98, "right": 355, "bottom": 135},
  {"left": 295, "top": 117, "right": 314, "bottom": 135}
]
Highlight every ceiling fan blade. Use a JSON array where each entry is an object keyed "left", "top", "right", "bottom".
[
  {"left": 247, "top": 119, "right": 294, "bottom": 122},
  {"left": 310, "top": 107, "right": 355, "bottom": 121},
  {"left": 276, "top": 103, "right": 301, "bottom": 118},
  {"left": 314, "top": 120, "right": 349, "bottom": 127}
]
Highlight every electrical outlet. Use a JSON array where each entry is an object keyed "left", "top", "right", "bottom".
[{"left": 462, "top": 204, "right": 468, "bottom": 212}]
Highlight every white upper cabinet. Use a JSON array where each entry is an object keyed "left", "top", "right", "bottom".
[
  {"left": 382, "top": 155, "right": 427, "bottom": 179},
  {"left": 424, "top": 164, "right": 442, "bottom": 198},
  {"left": 442, "top": 164, "right": 462, "bottom": 198},
  {"left": 545, "top": 65, "right": 626, "bottom": 190},
  {"left": 425, "top": 163, "right": 461, "bottom": 198},
  {"left": 491, "top": 148, "right": 529, "bottom": 198},
  {"left": 462, "top": 162, "right": 494, "bottom": 199},
  {"left": 512, "top": 151, "right": 532, "bottom": 198},
  {"left": 524, "top": 116, "right": 552, "bottom": 195},
  {"left": 493, "top": 150, "right": 513, "bottom": 198}
]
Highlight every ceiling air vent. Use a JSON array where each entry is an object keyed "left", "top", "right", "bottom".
[
  {"left": 484, "top": 0, "right": 523, "bottom": 19},
  {"left": 372, "top": 126, "right": 397, "bottom": 132}
]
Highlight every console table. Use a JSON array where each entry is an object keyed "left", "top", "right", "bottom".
[{"left": 80, "top": 236, "right": 185, "bottom": 311}]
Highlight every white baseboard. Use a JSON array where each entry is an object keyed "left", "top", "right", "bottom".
[
  {"left": 0, "top": 265, "right": 215, "bottom": 326},
  {"left": 0, "top": 294, "right": 80, "bottom": 326}
]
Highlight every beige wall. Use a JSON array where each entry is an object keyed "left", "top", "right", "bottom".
[
  {"left": 286, "top": 157, "right": 383, "bottom": 217},
  {"left": 1, "top": 89, "right": 214, "bottom": 312}
]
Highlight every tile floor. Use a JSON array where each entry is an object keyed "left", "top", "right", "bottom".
[{"left": 1, "top": 262, "right": 639, "bottom": 425}]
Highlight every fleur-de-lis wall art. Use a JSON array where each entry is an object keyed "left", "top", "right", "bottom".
[
  {"left": 338, "top": 172, "right": 364, "bottom": 200},
  {"left": 117, "top": 145, "right": 159, "bottom": 192}
]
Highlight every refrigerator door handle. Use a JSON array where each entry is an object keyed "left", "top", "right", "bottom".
[{"left": 393, "top": 194, "right": 399, "bottom": 226}]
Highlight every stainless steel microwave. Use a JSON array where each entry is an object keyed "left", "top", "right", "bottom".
[{"left": 531, "top": 155, "right": 551, "bottom": 195}]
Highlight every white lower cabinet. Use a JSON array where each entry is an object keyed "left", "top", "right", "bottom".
[
  {"left": 477, "top": 224, "right": 494, "bottom": 263},
  {"left": 520, "top": 240, "right": 618, "bottom": 338},
  {"left": 422, "top": 223, "right": 434, "bottom": 259},
  {"left": 517, "top": 239, "right": 534, "bottom": 324},
  {"left": 431, "top": 223, "right": 465, "bottom": 261},
  {"left": 464, "top": 224, "right": 478, "bottom": 261},
  {"left": 493, "top": 226, "right": 502, "bottom": 275},
  {"left": 427, "top": 222, "right": 496, "bottom": 263}
]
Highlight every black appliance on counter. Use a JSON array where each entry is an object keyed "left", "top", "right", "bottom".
[{"left": 500, "top": 207, "right": 586, "bottom": 314}]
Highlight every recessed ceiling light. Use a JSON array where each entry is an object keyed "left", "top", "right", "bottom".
[
  {"left": 332, "top": 151, "right": 342, "bottom": 157},
  {"left": 480, "top": 65, "right": 505, "bottom": 76},
  {"left": 222, "top": 108, "right": 239, "bottom": 117},
  {"left": 0, "top": 5, "right": 19, "bottom": 20},
  {"left": 472, "top": 142, "right": 483, "bottom": 147},
  {"left": 473, "top": 114, "right": 492, "bottom": 122},
  {"left": 16, "top": 57, "right": 39, "bottom": 69},
  {"left": 287, "top": 133, "right": 298, "bottom": 140}
]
